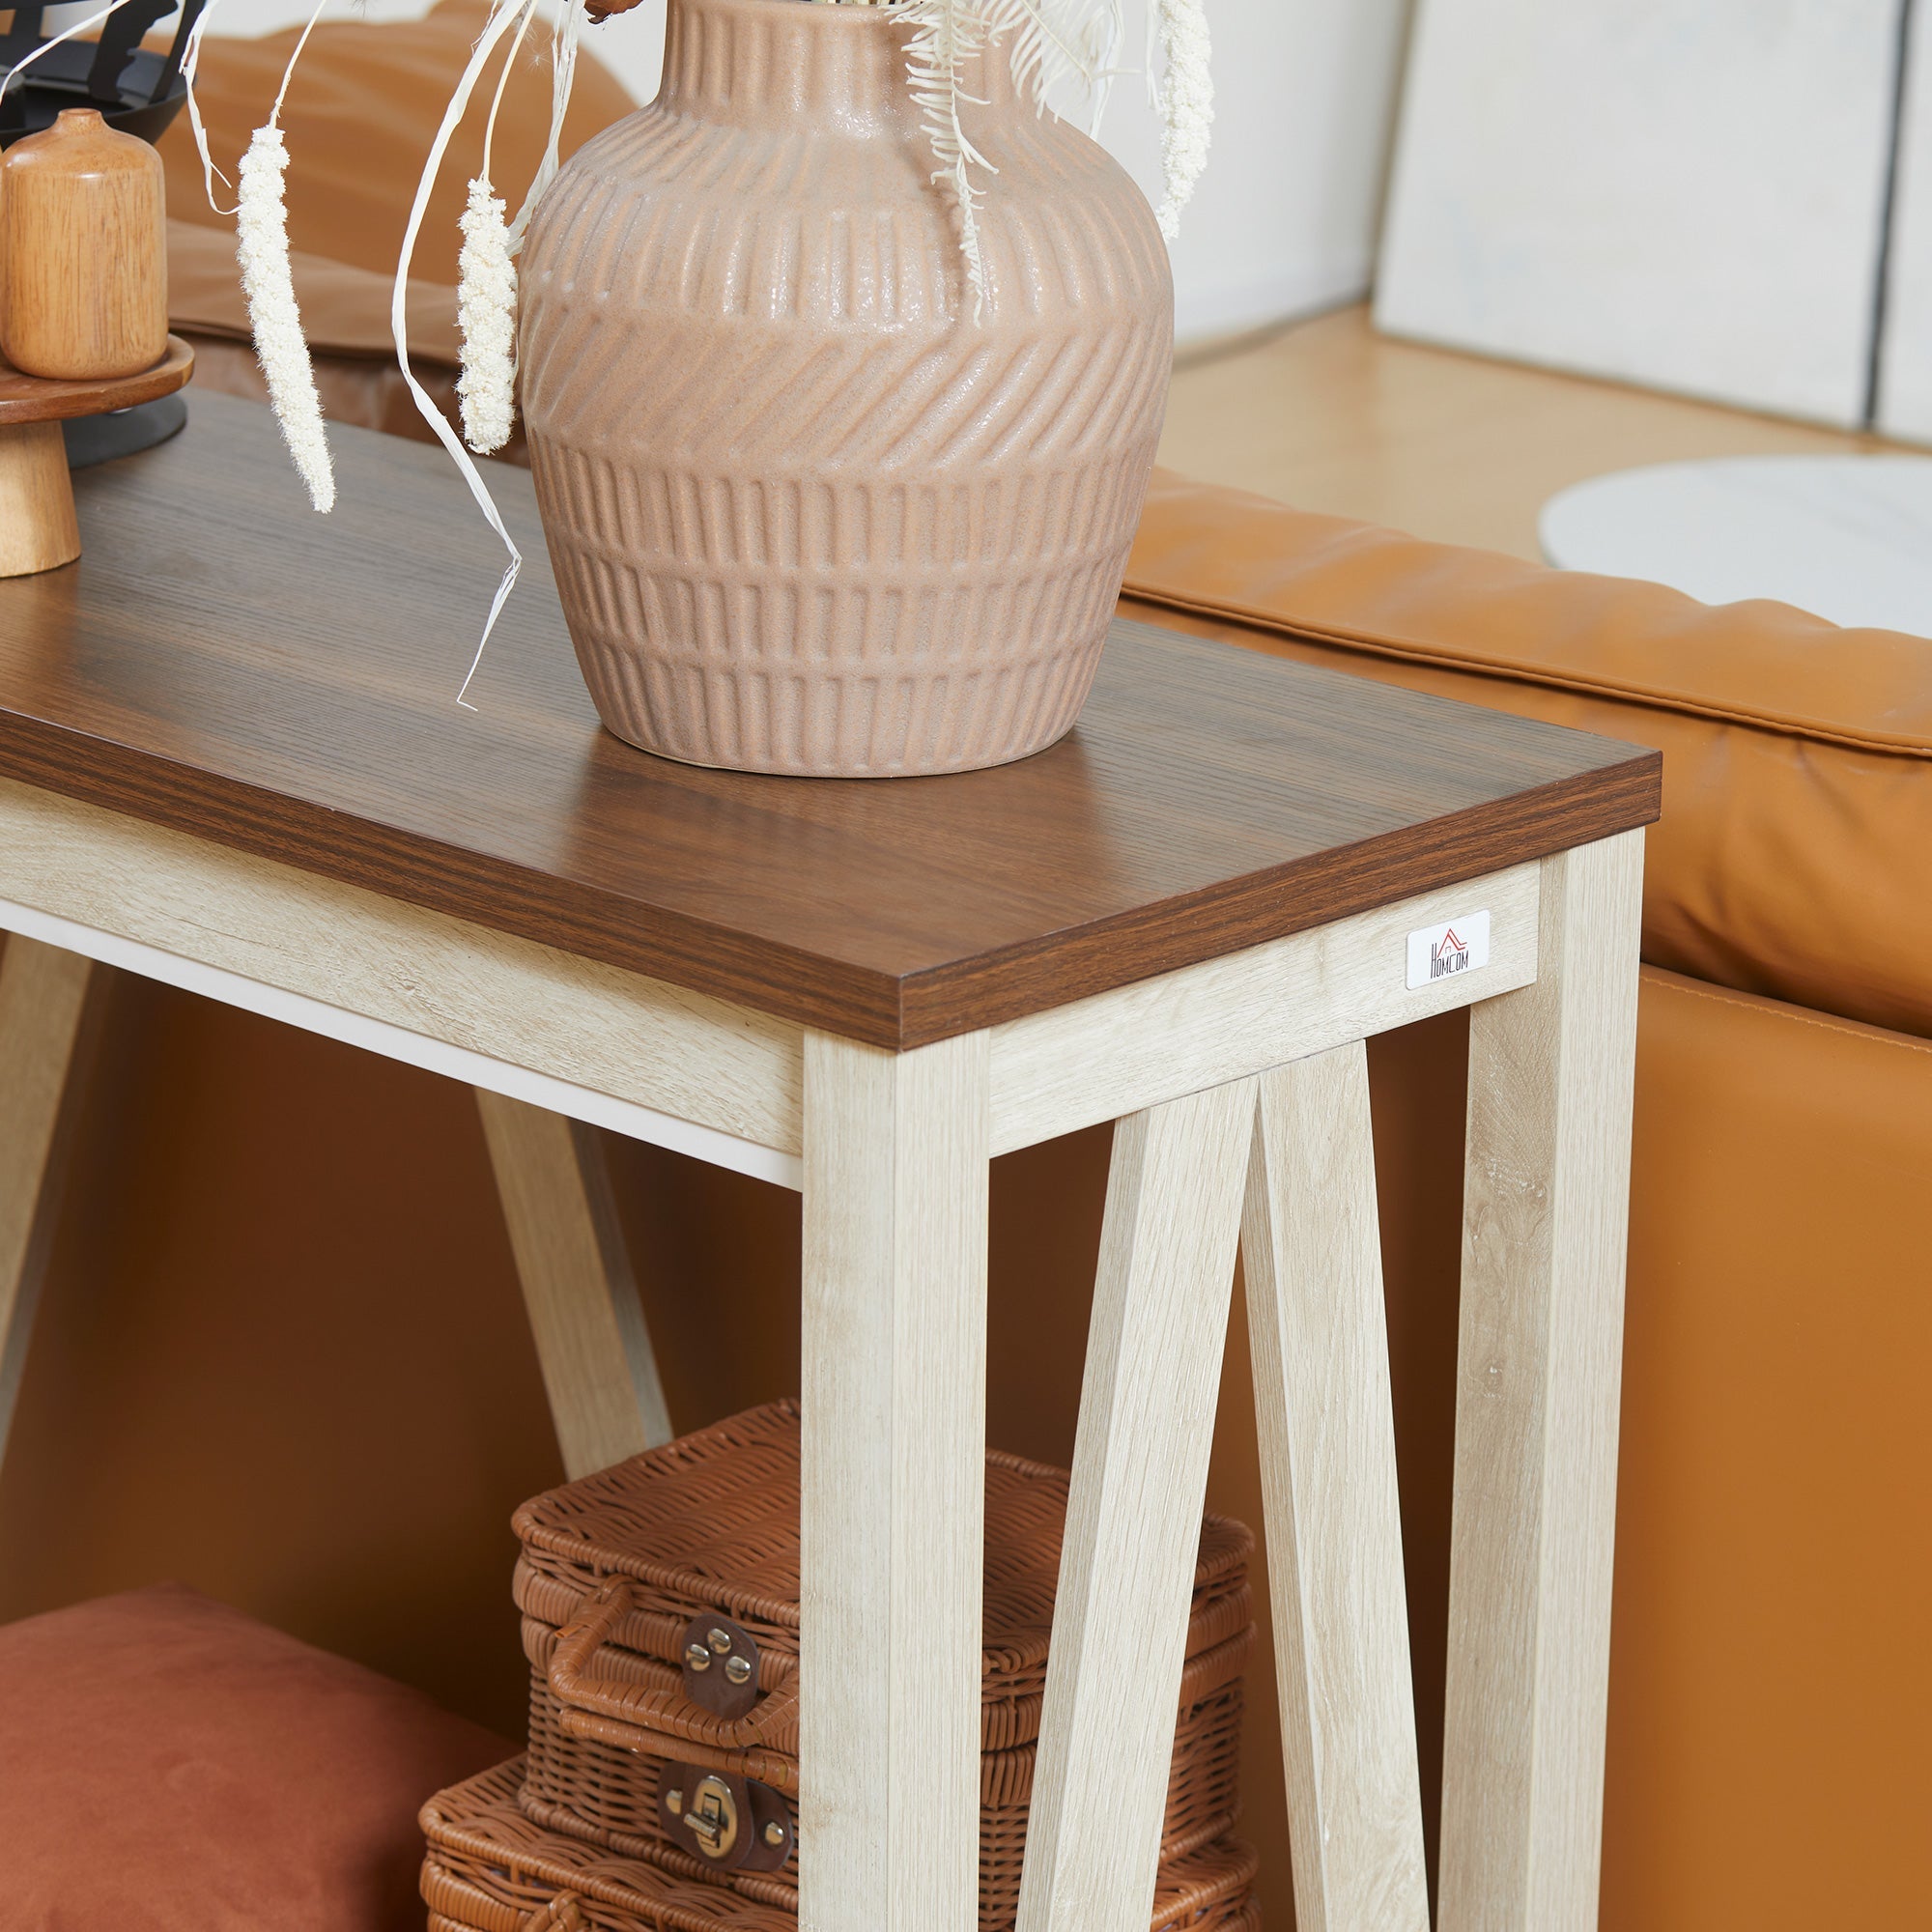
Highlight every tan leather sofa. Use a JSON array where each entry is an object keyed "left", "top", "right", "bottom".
[
  {"left": 37, "top": 17, "right": 1923, "bottom": 1930},
  {"left": 1122, "top": 480, "right": 1932, "bottom": 1931}
]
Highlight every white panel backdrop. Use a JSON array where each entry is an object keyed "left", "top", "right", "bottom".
[
  {"left": 171, "top": 0, "right": 1413, "bottom": 346},
  {"left": 1878, "top": 5, "right": 1932, "bottom": 437},
  {"left": 1087, "top": 0, "right": 1412, "bottom": 340},
  {"left": 1376, "top": 0, "right": 1903, "bottom": 428}
]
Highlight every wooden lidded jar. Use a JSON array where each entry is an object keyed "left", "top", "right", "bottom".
[{"left": 0, "top": 107, "right": 167, "bottom": 381}]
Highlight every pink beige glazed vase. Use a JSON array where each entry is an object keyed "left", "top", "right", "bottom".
[{"left": 519, "top": 0, "right": 1173, "bottom": 777}]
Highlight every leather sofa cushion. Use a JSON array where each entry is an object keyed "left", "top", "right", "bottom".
[
  {"left": 157, "top": 0, "right": 637, "bottom": 293},
  {"left": 1124, "top": 470, "right": 1932, "bottom": 1038},
  {"left": 0, "top": 1583, "right": 511, "bottom": 1930},
  {"left": 165, "top": 216, "right": 493, "bottom": 455},
  {"left": 167, "top": 216, "right": 460, "bottom": 366}
]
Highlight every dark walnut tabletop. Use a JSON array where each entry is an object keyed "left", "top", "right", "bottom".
[{"left": 0, "top": 392, "right": 1659, "bottom": 1049}]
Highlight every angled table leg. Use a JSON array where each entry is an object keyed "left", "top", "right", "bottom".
[
  {"left": 800, "top": 1030, "right": 991, "bottom": 1932},
  {"left": 476, "top": 1091, "right": 672, "bottom": 1478},
  {"left": 0, "top": 937, "right": 105, "bottom": 1466},
  {"left": 1017, "top": 1076, "right": 1256, "bottom": 1932},
  {"left": 1439, "top": 829, "right": 1645, "bottom": 1932},
  {"left": 1242, "top": 1042, "right": 1430, "bottom": 1932}
]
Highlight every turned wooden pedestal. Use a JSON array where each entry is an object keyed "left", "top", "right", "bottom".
[
  {"left": 0, "top": 337, "right": 192, "bottom": 577},
  {"left": 0, "top": 394, "right": 1661, "bottom": 1932}
]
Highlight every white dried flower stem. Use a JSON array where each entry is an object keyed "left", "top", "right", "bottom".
[
  {"left": 901, "top": 0, "right": 993, "bottom": 319},
  {"left": 237, "top": 124, "right": 334, "bottom": 511},
  {"left": 393, "top": 0, "right": 546, "bottom": 707},
  {"left": 1153, "top": 0, "right": 1212, "bottom": 242},
  {"left": 182, "top": 0, "right": 236, "bottom": 213},
  {"left": 457, "top": 176, "right": 519, "bottom": 453},
  {"left": 510, "top": 0, "right": 583, "bottom": 248},
  {"left": 898, "top": 0, "right": 1118, "bottom": 322}
]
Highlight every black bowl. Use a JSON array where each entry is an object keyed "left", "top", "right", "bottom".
[
  {"left": 0, "top": 46, "right": 187, "bottom": 148},
  {"left": 0, "top": 0, "right": 205, "bottom": 149}
]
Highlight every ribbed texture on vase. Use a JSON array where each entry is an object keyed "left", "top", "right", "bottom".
[
  {"left": 657, "top": 0, "right": 1003, "bottom": 130},
  {"left": 521, "top": 0, "right": 1172, "bottom": 777}
]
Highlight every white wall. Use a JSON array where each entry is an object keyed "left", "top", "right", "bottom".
[
  {"left": 1377, "top": 0, "right": 1902, "bottom": 429},
  {"left": 1878, "top": 5, "right": 1932, "bottom": 440},
  {"left": 1080, "top": 0, "right": 1413, "bottom": 341},
  {"left": 180, "top": 0, "right": 1406, "bottom": 343}
]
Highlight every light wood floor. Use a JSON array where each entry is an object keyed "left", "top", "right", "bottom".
[{"left": 1156, "top": 304, "right": 1898, "bottom": 562}]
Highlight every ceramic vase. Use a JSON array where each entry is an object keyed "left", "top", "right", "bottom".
[{"left": 519, "top": 0, "right": 1173, "bottom": 778}]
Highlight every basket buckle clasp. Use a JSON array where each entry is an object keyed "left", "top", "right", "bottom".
[{"left": 660, "top": 1761, "right": 794, "bottom": 1873}]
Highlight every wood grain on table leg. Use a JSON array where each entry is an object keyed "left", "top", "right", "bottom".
[
  {"left": 0, "top": 422, "right": 80, "bottom": 578},
  {"left": 1016, "top": 1076, "right": 1255, "bottom": 1932},
  {"left": 477, "top": 1091, "right": 671, "bottom": 1478},
  {"left": 0, "top": 937, "right": 103, "bottom": 1465},
  {"left": 800, "top": 1029, "right": 991, "bottom": 1932},
  {"left": 1438, "top": 829, "right": 1645, "bottom": 1932},
  {"left": 1242, "top": 1043, "right": 1430, "bottom": 1932}
]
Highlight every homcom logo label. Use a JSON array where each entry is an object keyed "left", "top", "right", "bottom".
[
  {"left": 1406, "top": 910, "right": 1492, "bottom": 991},
  {"left": 1432, "top": 927, "right": 1472, "bottom": 978}
]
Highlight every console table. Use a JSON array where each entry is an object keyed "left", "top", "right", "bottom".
[{"left": 0, "top": 393, "right": 1659, "bottom": 1932}]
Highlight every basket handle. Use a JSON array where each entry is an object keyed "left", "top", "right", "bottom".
[
  {"left": 424, "top": 1864, "right": 582, "bottom": 1932},
  {"left": 549, "top": 1577, "right": 800, "bottom": 1750}
]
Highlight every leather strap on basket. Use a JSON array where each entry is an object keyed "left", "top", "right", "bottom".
[{"left": 549, "top": 1577, "right": 801, "bottom": 1754}]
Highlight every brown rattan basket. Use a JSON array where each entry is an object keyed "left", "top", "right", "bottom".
[
  {"left": 509, "top": 1401, "right": 1256, "bottom": 1930},
  {"left": 424, "top": 1759, "right": 1262, "bottom": 1932}
]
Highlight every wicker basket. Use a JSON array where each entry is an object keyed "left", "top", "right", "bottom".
[
  {"left": 510, "top": 1401, "right": 1256, "bottom": 1931},
  {"left": 424, "top": 1759, "right": 1262, "bottom": 1932}
]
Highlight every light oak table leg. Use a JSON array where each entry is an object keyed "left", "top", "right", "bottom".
[
  {"left": 1016, "top": 1076, "right": 1256, "bottom": 1932},
  {"left": 800, "top": 1029, "right": 991, "bottom": 1932},
  {"left": 477, "top": 1091, "right": 672, "bottom": 1478},
  {"left": 0, "top": 937, "right": 104, "bottom": 1463},
  {"left": 1242, "top": 1043, "right": 1430, "bottom": 1932},
  {"left": 1438, "top": 829, "right": 1645, "bottom": 1932}
]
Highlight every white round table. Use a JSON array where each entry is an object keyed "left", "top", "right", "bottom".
[{"left": 1539, "top": 454, "right": 1932, "bottom": 634}]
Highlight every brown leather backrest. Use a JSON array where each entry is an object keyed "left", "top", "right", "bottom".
[
  {"left": 1123, "top": 470, "right": 1932, "bottom": 1038},
  {"left": 168, "top": 216, "right": 461, "bottom": 363},
  {"left": 156, "top": 0, "right": 637, "bottom": 291}
]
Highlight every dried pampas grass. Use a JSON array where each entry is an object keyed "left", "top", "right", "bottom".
[
  {"left": 221, "top": 0, "right": 337, "bottom": 512},
  {"left": 1151, "top": 0, "right": 1212, "bottom": 241},
  {"left": 454, "top": 0, "right": 535, "bottom": 456},
  {"left": 900, "top": 0, "right": 995, "bottom": 318},
  {"left": 890, "top": 0, "right": 1211, "bottom": 314},
  {"left": 238, "top": 124, "right": 334, "bottom": 510},
  {"left": 897, "top": 0, "right": 1123, "bottom": 318},
  {"left": 156, "top": 0, "right": 1211, "bottom": 696},
  {"left": 457, "top": 177, "right": 519, "bottom": 453},
  {"left": 393, "top": 0, "right": 578, "bottom": 705}
]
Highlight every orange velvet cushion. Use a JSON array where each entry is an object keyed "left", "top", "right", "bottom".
[
  {"left": 0, "top": 1584, "right": 512, "bottom": 1930},
  {"left": 1123, "top": 470, "right": 1932, "bottom": 1040}
]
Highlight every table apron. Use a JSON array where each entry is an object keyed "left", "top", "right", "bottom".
[
  {"left": 987, "top": 860, "right": 1541, "bottom": 1150},
  {"left": 0, "top": 776, "right": 1543, "bottom": 1182},
  {"left": 0, "top": 776, "right": 804, "bottom": 1186}
]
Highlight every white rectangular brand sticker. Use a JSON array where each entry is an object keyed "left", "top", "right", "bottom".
[{"left": 1406, "top": 910, "right": 1491, "bottom": 990}]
